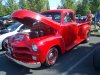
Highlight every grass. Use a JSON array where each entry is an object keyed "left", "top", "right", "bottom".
[
  {"left": 90, "top": 24, "right": 100, "bottom": 35},
  {"left": 91, "top": 30, "right": 100, "bottom": 35}
]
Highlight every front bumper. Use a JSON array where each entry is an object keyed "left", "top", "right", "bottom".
[
  {"left": 0, "top": 41, "right": 2, "bottom": 50},
  {"left": 6, "top": 53, "right": 41, "bottom": 68}
]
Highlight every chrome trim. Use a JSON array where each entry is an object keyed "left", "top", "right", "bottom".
[{"left": 6, "top": 54, "right": 41, "bottom": 68}]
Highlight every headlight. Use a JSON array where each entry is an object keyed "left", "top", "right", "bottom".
[{"left": 32, "top": 44, "right": 38, "bottom": 52}]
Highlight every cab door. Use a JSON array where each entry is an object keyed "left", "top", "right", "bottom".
[{"left": 60, "top": 12, "right": 78, "bottom": 50}]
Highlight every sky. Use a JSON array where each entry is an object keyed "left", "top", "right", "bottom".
[
  {"left": 48, "top": 0, "right": 81, "bottom": 9},
  {"left": 48, "top": 0, "right": 61, "bottom": 9}
]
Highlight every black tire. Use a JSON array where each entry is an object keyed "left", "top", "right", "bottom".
[
  {"left": 45, "top": 47, "right": 58, "bottom": 66},
  {"left": 84, "top": 31, "right": 90, "bottom": 43},
  {"left": 2, "top": 39, "right": 8, "bottom": 51},
  {"left": 93, "top": 47, "right": 100, "bottom": 70}
]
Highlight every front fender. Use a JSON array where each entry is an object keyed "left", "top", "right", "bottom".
[{"left": 37, "top": 35, "right": 65, "bottom": 63}]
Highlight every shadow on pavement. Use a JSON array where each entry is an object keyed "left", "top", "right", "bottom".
[
  {"left": 0, "top": 43, "right": 100, "bottom": 75},
  {"left": 47, "top": 42, "right": 100, "bottom": 75}
]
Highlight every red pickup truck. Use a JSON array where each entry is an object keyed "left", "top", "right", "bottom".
[{"left": 6, "top": 9, "right": 91, "bottom": 68}]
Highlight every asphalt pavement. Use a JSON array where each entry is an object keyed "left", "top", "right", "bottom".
[{"left": 0, "top": 36, "right": 100, "bottom": 75}]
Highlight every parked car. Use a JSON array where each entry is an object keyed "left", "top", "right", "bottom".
[
  {"left": 75, "top": 15, "right": 87, "bottom": 23},
  {"left": 6, "top": 9, "right": 91, "bottom": 68},
  {"left": 0, "top": 22, "right": 24, "bottom": 50},
  {"left": 93, "top": 46, "right": 100, "bottom": 70},
  {"left": 0, "top": 15, "right": 14, "bottom": 29}
]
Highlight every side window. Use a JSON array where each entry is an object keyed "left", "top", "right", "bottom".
[
  {"left": 53, "top": 14, "right": 61, "bottom": 22},
  {"left": 64, "top": 13, "right": 73, "bottom": 22}
]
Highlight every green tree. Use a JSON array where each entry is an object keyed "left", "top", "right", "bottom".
[
  {"left": 47, "top": 1, "right": 50, "bottom": 10},
  {"left": 5, "top": 0, "right": 18, "bottom": 14},
  {"left": 0, "top": 0, "right": 8, "bottom": 16},
  {"left": 19, "top": 0, "right": 30, "bottom": 10},
  {"left": 0, "top": 0, "right": 4, "bottom": 16},
  {"left": 28, "top": 0, "right": 49, "bottom": 12},
  {"left": 63, "top": 0, "right": 77, "bottom": 11},
  {"left": 90, "top": 0, "right": 100, "bottom": 14},
  {"left": 76, "top": 0, "right": 90, "bottom": 15},
  {"left": 76, "top": 4, "right": 83, "bottom": 15}
]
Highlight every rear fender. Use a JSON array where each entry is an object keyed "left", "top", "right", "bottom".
[
  {"left": 83, "top": 25, "right": 91, "bottom": 39},
  {"left": 79, "top": 24, "right": 91, "bottom": 39}
]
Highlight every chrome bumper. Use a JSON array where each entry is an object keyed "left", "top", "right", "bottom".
[
  {"left": 0, "top": 41, "right": 3, "bottom": 50},
  {"left": 6, "top": 54, "right": 41, "bottom": 68}
]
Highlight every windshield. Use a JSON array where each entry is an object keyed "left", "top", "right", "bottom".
[
  {"left": 41, "top": 12, "right": 61, "bottom": 23},
  {"left": 7, "top": 22, "right": 21, "bottom": 32}
]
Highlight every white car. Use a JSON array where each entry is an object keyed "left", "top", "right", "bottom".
[{"left": 0, "top": 22, "right": 24, "bottom": 50}]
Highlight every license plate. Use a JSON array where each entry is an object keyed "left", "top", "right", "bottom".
[{"left": 15, "top": 35, "right": 24, "bottom": 40}]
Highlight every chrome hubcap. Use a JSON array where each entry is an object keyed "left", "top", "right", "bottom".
[
  {"left": 48, "top": 48, "right": 58, "bottom": 65},
  {"left": 49, "top": 52, "right": 55, "bottom": 59}
]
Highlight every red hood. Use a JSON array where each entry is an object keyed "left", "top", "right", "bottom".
[{"left": 11, "top": 10, "right": 60, "bottom": 30}]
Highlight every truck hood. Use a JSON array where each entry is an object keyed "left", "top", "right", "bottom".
[{"left": 11, "top": 10, "right": 60, "bottom": 30}]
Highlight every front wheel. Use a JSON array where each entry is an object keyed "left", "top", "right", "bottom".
[{"left": 45, "top": 47, "right": 58, "bottom": 66}]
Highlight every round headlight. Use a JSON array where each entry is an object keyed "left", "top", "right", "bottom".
[{"left": 32, "top": 44, "right": 38, "bottom": 51}]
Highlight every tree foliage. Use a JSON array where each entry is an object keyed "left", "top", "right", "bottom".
[
  {"left": 0, "top": 0, "right": 99, "bottom": 17},
  {"left": 62, "top": 0, "right": 77, "bottom": 11},
  {"left": 5, "top": 0, "right": 18, "bottom": 14},
  {"left": 90, "top": 0, "right": 100, "bottom": 14},
  {"left": 0, "top": 0, "right": 49, "bottom": 16},
  {"left": 0, "top": 0, "right": 4, "bottom": 16},
  {"left": 18, "top": 0, "right": 49, "bottom": 12},
  {"left": 19, "top": 0, "right": 30, "bottom": 10},
  {"left": 28, "top": 0, "right": 49, "bottom": 12},
  {"left": 76, "top": 0, "right": 90, "bottom": 15},
  {"left": 0, "top": 0, "right": 8, "bottom": 16}
]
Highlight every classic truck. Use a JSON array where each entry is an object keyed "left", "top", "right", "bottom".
[{"left": 6, "top": 9, "right": 91, "bottom": 68}]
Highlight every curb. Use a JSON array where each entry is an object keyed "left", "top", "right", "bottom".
[{"left": 90, "top": 34, "right": 100, "bottom": 37}]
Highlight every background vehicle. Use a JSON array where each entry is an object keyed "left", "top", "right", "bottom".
[
  {"left": 0, "top": 22, "right": 23, "bottom": 50},
  {"left": 0, "top": 15, "right": 14, "bottom": 29},
  {"left": 6, "top": 9, "right": 91, "bottom": 68}
]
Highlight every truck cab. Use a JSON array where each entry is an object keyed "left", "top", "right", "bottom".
[{"left": 6, "top": 9, "right": 91, "bottom": 68}]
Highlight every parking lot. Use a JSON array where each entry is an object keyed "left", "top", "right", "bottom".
[{"left": 0, "top": 36, "right": 100, "bottom": 75}]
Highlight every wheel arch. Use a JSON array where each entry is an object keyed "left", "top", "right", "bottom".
[
  {"left": 40, "top": 44, "right": 62, "bottom": 64},
  {"left": 44, "top": 44, "right": 61, "bottom": 66},
  {"left": 82, "top": 26, "right": 91, "bottom": 39},
  {"left": 51, "top": 45, "right": 62, "bottom": 55}
]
